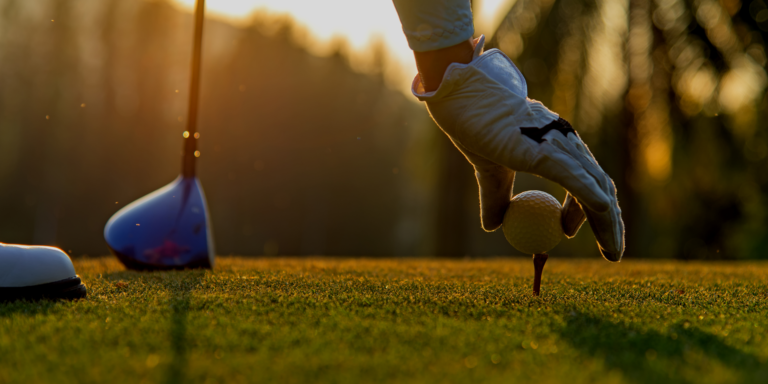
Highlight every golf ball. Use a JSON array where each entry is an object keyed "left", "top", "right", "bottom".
[{"left": 502, "top": 191, "right": 564, "bottom": 254}]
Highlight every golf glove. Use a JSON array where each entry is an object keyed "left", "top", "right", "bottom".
[{"left": 413, "top": 36, "right": 624, "bottom": 262}]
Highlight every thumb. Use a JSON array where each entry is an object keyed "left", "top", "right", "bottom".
[
  {"left": 451, "top": 142, "right": 515, "bottom": 232},
  {"left": 474, "top": 163, "right": 515, "bottom": 232},
  {"left": 561, "top": 192, "right": 586, "bottom": 238}
]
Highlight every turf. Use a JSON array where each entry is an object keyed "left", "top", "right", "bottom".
[{"left": 1, "top": 257, "right": 767, "bottom": 384}]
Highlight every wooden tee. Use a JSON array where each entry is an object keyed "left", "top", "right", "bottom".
[{"left": 532, "top": 253, "right": 548, "bottom": 296}]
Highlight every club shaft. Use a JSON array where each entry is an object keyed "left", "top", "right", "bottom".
[{"left": 182, "top": 0, "right": 205, "bottom": 178}]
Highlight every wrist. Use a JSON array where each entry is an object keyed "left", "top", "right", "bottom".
[{"left": 414, "top": 39, "right": 475, "bottom": 92}]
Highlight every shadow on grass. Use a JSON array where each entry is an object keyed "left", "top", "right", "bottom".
[
  {"left": 165, "top": 293, "right": 191, "bottom": 384},
  {"left": 104, "top": 269, "right": 205, "bottom": 384},
  {"left": 162, "top": 271, "right": 204, "bottom": 384},
  {"left": 558, "top": 312, "right": 767, "bottom": 384}
]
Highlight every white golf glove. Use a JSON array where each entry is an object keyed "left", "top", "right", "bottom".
[{"left": 413, "top": 36, "right": 624, "bottom": 262}]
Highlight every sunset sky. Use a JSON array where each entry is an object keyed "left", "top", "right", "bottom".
[{"left": 172, "top": 0, "right": 516, "bottom": 92}]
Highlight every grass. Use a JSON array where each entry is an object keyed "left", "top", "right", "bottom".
[{"left": 1, "top": 256, "right": 767, "bottom": 384}]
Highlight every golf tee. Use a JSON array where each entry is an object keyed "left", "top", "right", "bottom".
[{"left": 532, "top": 253, "right": 548, "bottom": 296}]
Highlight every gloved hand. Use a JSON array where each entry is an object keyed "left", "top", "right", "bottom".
[{"left": 413, "top": 36, "right": 624, "bottom": 261}]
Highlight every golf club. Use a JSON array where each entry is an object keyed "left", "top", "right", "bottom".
[{"left": 104, "top": 0, "right": 214, "bottom": 270}]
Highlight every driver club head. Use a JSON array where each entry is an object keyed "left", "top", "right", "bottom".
[{"left": 104, "top": 175, "right": 214, "bottom": 270}]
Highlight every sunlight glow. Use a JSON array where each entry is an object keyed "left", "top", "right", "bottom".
[
  {"left": 493, "top": 0, "right": 556, "bottom": 60},
  {"left": 630, "top": 0, "right": 673, "bottom": 182},
  {"left": 578, "top": 0, "right": 629, "bottom": 131},
  {"left": 475, "top": 0, "right": 518, "bottom": 36},
  {"left": 719, "top": 55, "right": 767, "bottom": 114},
  {"left": 639, "top": 100, "right": 673, "bottom": 182},
  {"left": 172, "top": 0, "right": 515, "bottom": 94},
  {"left": 173, "top": 0, "right": 413, "bottom": 91}
]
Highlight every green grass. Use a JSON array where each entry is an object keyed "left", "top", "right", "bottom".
[{"left": 1, "top": 257, "right": 767, "bottom": 384}]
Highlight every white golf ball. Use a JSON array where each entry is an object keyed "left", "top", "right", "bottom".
[{"left": 502, "top": 191, "right": 564, "bottom": 254}]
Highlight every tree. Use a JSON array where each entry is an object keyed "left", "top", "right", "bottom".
[{"left": 488, "top": 0, "right": 768, "bottom": 258}]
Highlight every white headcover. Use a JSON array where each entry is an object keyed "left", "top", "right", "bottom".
[{"left": 0, "top": 243, "right": 77, "bottom": 287}]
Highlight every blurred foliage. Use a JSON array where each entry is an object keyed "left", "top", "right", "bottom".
[
  {"left": 0, "top": 0, "right": 443, "bottom": 256},
  {"left": 488, "top": 0, "right": 768, "bottom": 259},
  {"left": 0, "top": 0, "right": 596, "bottom": 258},
  {"left": 0, "top": 0, "right": 764, "bottom": 259}
]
